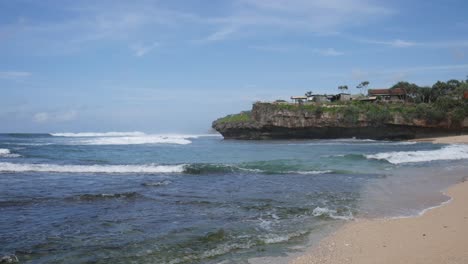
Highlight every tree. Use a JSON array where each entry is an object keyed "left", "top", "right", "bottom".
[
  {"left": 338, "top": 85, "right": 348, "bottom": 92},
  {"left": 356, "top": 81, "right": 370, "bottom": 94},
  {"left": 305, "top": 91, "right": 313, "bottom": 97}
]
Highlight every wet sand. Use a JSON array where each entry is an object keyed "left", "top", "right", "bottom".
[{"left": 290, "top": 179, "right": 468, "bottom": 264}]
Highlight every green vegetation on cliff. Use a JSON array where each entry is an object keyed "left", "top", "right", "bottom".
[
  {"left": 216, "top": 111, "right": 252, "bottom": 124},
  {"left": 267, "top": 99, "right": 467, "bottom": 126},
  {"left": 217, "top": 78, "right": 468, "bottom": 127}
]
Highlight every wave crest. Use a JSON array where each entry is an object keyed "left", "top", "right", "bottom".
[
  {"left": 50, "top": 132, "right": 220, "bottom": 145},
  {"left": 0, "top": 149, "right": 21, "bottom": 158},
  {"left": 366, "top": 144, "right": 468, "bottom": 164},
  {"left": 51, "top": 132, "right": 146, "bottom": 137},
  {"left": 0, "top": 161, "right": 335, "bottom": 175},
  {"left": 0, "top": 162, "right": 185, "bottom": 174}
]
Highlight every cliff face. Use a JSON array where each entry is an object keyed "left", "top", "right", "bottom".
[{"left": 212, "top": 102, "right": 468, "bottom": 140}]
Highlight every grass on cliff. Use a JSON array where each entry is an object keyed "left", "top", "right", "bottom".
[
  {"left": 216, "top": 111, "right": 252, "bottom": 123},
  {"left": 265, "top": 99, "right": 467, "bottom": 126}
]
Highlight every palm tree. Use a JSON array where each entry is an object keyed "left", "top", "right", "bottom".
[
  {"left": 338, "top": 85, "right": 348, "bottom": 93},
  {"left": 356, "top": 81, "right": 370, "bottom": 95},
  {"left": 305, "top": 91, "right": 313, "bottom": 97}
]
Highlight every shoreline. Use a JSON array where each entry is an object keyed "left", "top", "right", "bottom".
[
  {"left": 290, "top": 135, "right": 468, "bottom": 264},
  {"left": 411, "top": 134, "right": 468, "bottom": 144},
  {"left": 290, "top": 179, "right": 468, "bottom": 264}
]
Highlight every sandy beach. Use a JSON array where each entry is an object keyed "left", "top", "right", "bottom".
[
  {"left": 412, "top": 134, "right": 468, "bottom": 144},
  {"left": 290, "top": 136, "right": 468, "bottom": 264}
]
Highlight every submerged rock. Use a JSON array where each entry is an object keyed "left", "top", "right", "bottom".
[{"left": 0, "top": 254, "right": 19, "bottom": 263}]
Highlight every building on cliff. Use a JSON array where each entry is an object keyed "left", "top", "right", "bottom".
[{"left": 368, "top": 88, "right": 406, "bottom": 101}]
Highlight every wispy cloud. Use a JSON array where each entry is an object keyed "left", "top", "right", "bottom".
[
  {"left": 355, "top": 38, "right": 416, "bottom": 47},
  {"left": 249, "top": 45, "right": 344, "bottom": 56},
  {"left": 313, "top": 48, "right": 344, "bottom": 56},
  {"left": 33, "top": 110, "right": 77, "bottom": 123},
  {"left": 198, "top": 0, "right": 395, "bottom": 41},
  {"left": 130, "top": 42, "right": 159, "bottom": 57},
  {"left": 196, "top": 26, "right": 238, "bottom": 43},
  {"left": 354, "top": 37, "right": 468, "bottom": 48},
  {"left": 0, "top": 71, "right": 31, "bottom": 79},
  {"left": 33, "top": 112, "right": 50, "bottom": 123},
  {"left": 0, "top": 0, "right": 396, "bottom": 53}
]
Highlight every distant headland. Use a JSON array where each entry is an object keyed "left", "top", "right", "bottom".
[{"left": 213, "top": 79, "right": 468, "bottom": 140}]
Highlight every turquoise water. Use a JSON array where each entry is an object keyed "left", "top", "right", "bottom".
[{"left": 1, "top": 133, "right": 467, "bottom": 263}]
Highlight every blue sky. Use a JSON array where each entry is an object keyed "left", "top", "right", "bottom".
[{"left": 1, "top": 0, "right": 468, "bottom": 133}]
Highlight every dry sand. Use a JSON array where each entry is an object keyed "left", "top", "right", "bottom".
[
  {"left": 290, "top": 179, "right": 468, "bottom": 264},
  {"left": 413, "top": 134, "right": 468, "bottom": 144}
]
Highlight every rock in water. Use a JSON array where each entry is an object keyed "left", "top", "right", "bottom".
[{"left": 0, "top": 255, "right": 19, "bottom": 263}]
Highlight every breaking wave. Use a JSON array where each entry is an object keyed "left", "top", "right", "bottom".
[
  {"left": 50, "top": 132, "right": 146, "bottom": 137},
  {"left": 50, "top": 131, "right": 221, "bottom": 145},
  {"left": 365, "top": 144, "right": 468, "bottom": 164},
  {"left": 0, "top": 149, "right": 20, "bottom": 158},
  {"left": 0, "top": 161, "right": 335, "bottom": 175},
  {"left": 77, "top": 135, "right": 195, "bottom": 145},
  {"left": 0, "top": 162, "right": 185, "bottom": 174}
]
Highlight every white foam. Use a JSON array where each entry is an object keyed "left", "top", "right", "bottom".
[
  {"left": 291, "top": 170, "right": 333, "bottom": 175},
  {"left": 0, "top": 149, "right": 10, "bottom": 155},
  {"left": 0, "top": 162, "right": 185, "bottom": 174},
  {"left": 366, "top": 144, "right": 468, "bottom": 164},
  {"left": 0, "top": 149, "right": 20, "bottom": 158},
  {"left": 261, "top": 231, "right": 307, "bottom": 244},
  {"left": 51, "top": 132, "right": 146, "bottom": 137},
  {"left": 78, "top": 135, "right": 194, "bottom": 145},
  {"left": 51, "top": 132, "right": 220, "bottom": 145},
  {"left": 312, "top": 207, "right": 354, "bottom": 220}
]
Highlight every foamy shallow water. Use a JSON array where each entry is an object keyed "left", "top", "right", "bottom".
[{"left": 0, "top": 133, "right": 467, "bottom": 263}]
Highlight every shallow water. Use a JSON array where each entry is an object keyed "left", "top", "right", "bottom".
[{"left": 1, "top": 133, "right": 467, "bottom": 263}]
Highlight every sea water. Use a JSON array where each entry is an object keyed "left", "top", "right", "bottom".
[{"left": 1, "top": 132, "right": 467, "bottom": 263}]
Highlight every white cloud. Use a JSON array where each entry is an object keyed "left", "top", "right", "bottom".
[
  {"left": 201, "top": 27, "right": 238, "bottom": 43},
  {"left": 33, "top": 112, "right": 49, "bottom": 123},
  {"left": 0, "top": 0, "right": 396, "bottom": 52},
  {"left": 356, "top": 38, "right": 416, "bottom": 47},
  {"left": 0, "top": 71, "right": 31, "bottom": 79},
  {"left": 55, "top": 110, "right": 78, "bottom": 122},
  {"left": 355, "top": 37, "right": 468, "bottom": 48},
  {"left": 233, "top": 0, "right": 394, "bottom": 30},
  {"left": 313, "top": 48, "right": 344, "bottom": 56},
  {"left": 389, "top": 39, "right": 415, "bottom": 47},
  {"left": 130, "top": 42, "right": 159, "bottom": 57},
  {"left": 33, "top": 110, "right": 77, "bottom": 123}
]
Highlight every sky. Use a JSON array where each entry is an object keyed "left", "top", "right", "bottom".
[{"left": 1, "top": 0, "right": 468, "bottom": 133}]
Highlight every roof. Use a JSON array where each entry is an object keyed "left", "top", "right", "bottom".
[
  {"left": 368, "top": 88, "right": 406, "bottom": 96},
  {"left": 291, "top": 96, "right": 308, "bottom": 99}
]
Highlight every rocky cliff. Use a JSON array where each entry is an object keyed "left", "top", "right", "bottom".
[{"left": 212, "top": 102, "right": 468, "bottom": 140}]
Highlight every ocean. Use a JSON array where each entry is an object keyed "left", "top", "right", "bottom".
[{"left": 1, "top": 132, "right": 467, "bottom": 263}]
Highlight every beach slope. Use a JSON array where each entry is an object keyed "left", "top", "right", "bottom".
[{"left": 291, "top": 180, "right": 468, "bottom": 264}]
